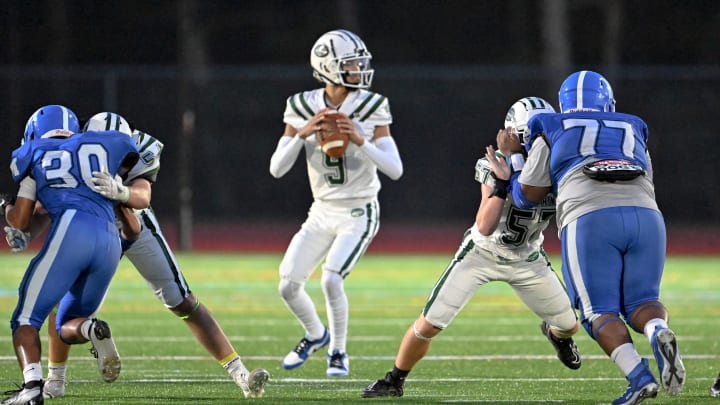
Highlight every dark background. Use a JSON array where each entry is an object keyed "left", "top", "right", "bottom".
[{"left": 1, "top": 0, "right": 718, "bottom": 249}]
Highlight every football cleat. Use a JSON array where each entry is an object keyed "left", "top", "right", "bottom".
[
  {"left": 710, "top": 372, "right": 720, "bottom": 398},
  {"left": 326, "top": 350, "right": 349, "bottom": 377},
  {"left": 88, "top": 319, "right": 121, "bottom": 383},
  {"left": 1, "top": 380, "right": 44, "bottom": 405},
  {"left": 650, "top": 326, "right": 685, "bottom": 396},
  {"left": 41, "top": 378, "right": 64, "bottom": 399},
  {"left": 361, "top": 372, "right": 404, "bottom": 398},
  {"left": 233, "top": 368, "right": 270, "bottom": 398},
  {"left": 612, "top": 359, "right": 658, "bottom": 405},
  {"left": 540, "top": 321, "right": 581, "bottom": 370},
  {"left": 281, "top": 329, "right": 330, "bottom": 369}
]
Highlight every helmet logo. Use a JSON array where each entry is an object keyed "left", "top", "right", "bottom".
[
  {"left": 505, "top": 107, "right": 516, "bottom": 123},
  {"left": 314, "top": 44, "right": 329, "bottom": 58}
]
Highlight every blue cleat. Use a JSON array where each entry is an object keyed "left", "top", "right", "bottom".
[
  {"left": 281, "top": 328, "right": 330, "bottom": 369},
  {"left": 612, "top": 358, "right": 658, "bottom": 405},
  {"left": 651, "top": 327, "right": 685, "bottom": 396},
  {"left": 326, "top": 350, "right": 349, "bottom": 377}
]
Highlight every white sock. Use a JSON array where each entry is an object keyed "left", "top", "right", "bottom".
[
  {"left": 223, "top": 356, "right": 247, "bottom": 375},
  {"left": 326, "top": 295, "right": 348, "bottom": 353},
  {"left": 47, "top": 364, "right": 67, "bottom": 381},
  {"left": 644, "top": 318, "right": 668, "bottom": 343},
  {"left": 285, "top": 290, "right": 325, "bottom": 340},
  {"left": 23, "top": 363, "right": 43, "bottom": 384},
  {"left": 80, "top": 319, "right": 94, "bottom": 340},
  {"left": 610, "top": 343, "right": 642, "bottom": 376}
]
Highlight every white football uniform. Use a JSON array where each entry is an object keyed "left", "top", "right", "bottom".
[
  {"left": 121, "top": 130, "right": 190, "bottom": 308},
  {"left": 283, "top": 88, "right": 392, "bottom": 201},
  {"left": 278, "top": 88, "right": 395, "bottom": 279},
  {"left": 272, "top": 86, "right": 402, "bottom": 357},
  {"left": 422, "top": 157, "right": 577, "bottom": 331}
]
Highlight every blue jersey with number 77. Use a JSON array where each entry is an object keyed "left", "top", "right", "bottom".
[
  {"left": 9, "top": 130, "right": 139, "bottom": 222},
  {"left": 525, "top": 111, "right": 650, "bottom": 187}
]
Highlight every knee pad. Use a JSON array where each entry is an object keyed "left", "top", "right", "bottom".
[
  {"left": 321, "top": 271, "right": 344, "bottom": 300},
  {"left": 586, "top": 314, "right": 623, "bottom": 340},
  {"left": 171, "top": 296, "right": 201, "bottom": 319},
  {"left": 413, "top": 321, "right": 433, "bottom": 342},
  {"left": 279, "top": 278, "right": 304, "bottom": 302}
]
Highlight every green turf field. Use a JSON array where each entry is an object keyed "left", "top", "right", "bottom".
[{"left": 1, "top": 252, "right": 718, "bottom": 404}]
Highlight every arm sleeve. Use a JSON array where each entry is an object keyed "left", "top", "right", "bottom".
[
  {"left": 269, "top": 135, "right": 304, "bottom": 178},
  {"left": 509, "top": 174, "right": 537, "bottom": 209},
  {"left": 359, "top": 136, "right": 403, "bottom": 180}
]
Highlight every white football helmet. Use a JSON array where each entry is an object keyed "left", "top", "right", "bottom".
[
  {"left": 83, "top": 112, "right": 132, "bottom": 136},
  {"left": 310, "top": 29, "right": 374, "bottom": 89},
  {"left": 504, "top": 97, "right": 556, "bottom": 145}
]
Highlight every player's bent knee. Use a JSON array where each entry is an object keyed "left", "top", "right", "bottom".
[
  {"left": 546, "top": 312, "right": 579, "bottom": 337},
  {"left": 171, "top": 295, "right": 201, "bottom": 319},
  {"left": 627, "top": 301, "right": 667, "bottom": 333},
  {"left": 588, "top": 313, "right": 623, "bottom": 340},
  {"left": 413, "top": 316, "right": 442, "bottom": 342},
  {"left": 279, "top": 278, "right": 303, "bottom": 301},
  {"left": 321, "top": 271, "right": 344, "bottom": 299}
]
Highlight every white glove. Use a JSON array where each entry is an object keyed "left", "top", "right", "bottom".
[
  {"left": 4, "top": 226, "right": 30, "bottom": 253},
  {"left": 91, "top": 171, "right": 130, "bottom": 203}
]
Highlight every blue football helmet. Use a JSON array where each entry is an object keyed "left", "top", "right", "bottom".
[
  {"left": 558, "top": 70, "right": 615, "bottom": 113},
  {"left": 83, "top": 112, "right": 133, "bottom": 136},
  {"left": 23, "top": 104, "right": 79, "bottom": 144}
]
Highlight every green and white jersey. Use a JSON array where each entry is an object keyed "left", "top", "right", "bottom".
[
  {"left": 125, "top": 130, "right": 164, "bottom": 184},
  {"left": 471, "top": 156, "right": 556, "bottom": 262},
  {"left": 283, "top": 88, "right": 392, "bottom": 201}
]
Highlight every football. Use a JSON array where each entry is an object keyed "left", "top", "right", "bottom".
[{"left": 317, "top": 112, "right": 349, "bottom": 158}]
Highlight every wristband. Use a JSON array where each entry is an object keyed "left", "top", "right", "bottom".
[
  {"left": 508, "top": 153, "right": 526, "bottom": 172},
  {"left": 489, "top": 173, "right": 509, "bottom": 199}
]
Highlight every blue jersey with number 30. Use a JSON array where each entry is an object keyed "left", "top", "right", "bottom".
[
  {"left": 526, "top": 111, "right": 649, "bottom": 186},
  {"left": 10, "top": 130, "right": 138, "bottom": 221}
]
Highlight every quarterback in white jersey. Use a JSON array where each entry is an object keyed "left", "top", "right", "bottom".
[
  {"left": 362, "top": 97, "right": 580, "bottom": 399},
  {"left": 270, "top": 29, "right": 403, "bottom": 377},
  {"left": 39, "top": 112, "right": 268, "bottom": 399}
]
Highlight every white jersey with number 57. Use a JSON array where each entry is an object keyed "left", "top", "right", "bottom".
[
  {"left": 283, "top": 88, "right": 392, "bottom": 201},
  {"left": 471, "top": 157, "right": 556, "bottom": 262}
]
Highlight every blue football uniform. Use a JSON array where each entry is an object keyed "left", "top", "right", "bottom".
[
  {"left": 518, "top": 111, "right": 664, "bottom": 327},
  {"left": 9, "top": 130, "right": 138, "bottom": 332}
]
